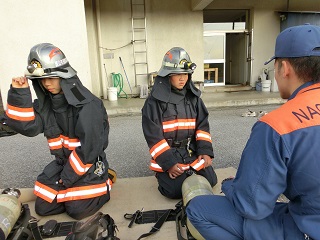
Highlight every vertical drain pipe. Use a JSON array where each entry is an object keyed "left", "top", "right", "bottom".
[{"left": 95, "top": 0, "right": 108, "bottom": 99}]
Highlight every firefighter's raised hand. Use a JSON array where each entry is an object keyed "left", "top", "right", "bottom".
[
  {"left": 198, "top": 155, "right": 212, "bottom": 168},
  {"left": 12, "top": 76, "right": 29, "bottom": 88},
  {"left": 168, "top": 163, "right": 184, "bottom": 179}
]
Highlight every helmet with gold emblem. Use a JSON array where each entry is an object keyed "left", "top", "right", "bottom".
[
  {"left": 25, "top": 43, "right": 77, "bottom": 79},
  {"left": 158, "top": 47, "right": 196, "bottom": 77}
]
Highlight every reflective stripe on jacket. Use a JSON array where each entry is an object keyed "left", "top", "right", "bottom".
[
  {"left": 6, "top": 104, "right": 35, "bottom": 121},
  {"left": 48, "top": 135, "right": 81, "bottom": 151},
  {"left": 150, "top": 158, "right": 205, "bottom": 172}
]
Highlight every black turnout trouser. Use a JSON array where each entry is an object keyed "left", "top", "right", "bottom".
[
  {"left": 34, "top": 160, "right": 110, "bottom": 220},
  {"left": 35, "top": 192, "right": 110, "bottom": 220}
]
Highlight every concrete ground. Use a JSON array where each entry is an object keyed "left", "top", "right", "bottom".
[{"left": 18, "top": 168, "right": 236, "bottom": 240}]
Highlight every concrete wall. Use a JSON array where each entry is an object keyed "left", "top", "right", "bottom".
[
  {"left": 0, "top": 0, "right": 91, "bottom": 109},
  {"left": 98, "top": 0, "right": 135, "bottom": 97},
  {"left": 94, "top": 0, "right": 204, "bottom": 97},
  {"left": 147, "top": 0, "right": 204, "bottom": 82},
  {"left": 251, "top": 9, "right": 280, "bottom": 86},
  {"left": 1, "top": 0, "right": 320, "bottom": 107},
  {"left": 84, "top": 0, "right": 103, "bottom": 98}
]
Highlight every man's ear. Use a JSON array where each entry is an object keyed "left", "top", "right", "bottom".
[{"left": 281, "top": 60, "right": 292, "bottom": 78}]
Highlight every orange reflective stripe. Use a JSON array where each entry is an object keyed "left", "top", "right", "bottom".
[
  {"left": 47, "top": 135, "right": 81, "bottom": 151},
  {"left": 6, "top": 104, "right": 35, "bottom": 121},
  {"left": 34, "top": 181, "right": 58, "bottom": 203},
  {"left": 196, "top": 130, "right": 212, "bottom": 143},
  {"left": 163, "top": 119, "right": 196, "bottom": 132},
  {"left": 61, "top": 135, "right": 81, "bottom": 150},
  {"left": 69, "top": 151, "right": 93, "bottom": 176},
  {"left": 149, "top": 159, "right": 202, "bottom": 172},
  {"left": 48, "top": 136, "right": 63, "bottom": 150},
  {"left": 149, "top": 159, "right": 164, "bottom": 172},
  {"left": 56, "top": 180, "right": 111, "bottom": 202},
  {"left": 149, "top": 139, "right": 170, "bottom": 160},
  {"left": 177, "top": 163, "right": 191, "bottom": 171},
  {"left": 190, "top": 158, "right": 205, "bottom": 171}
]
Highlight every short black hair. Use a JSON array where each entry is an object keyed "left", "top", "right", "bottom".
[{"left": 277, "top": 56, "right": 320, "bottom": 83}]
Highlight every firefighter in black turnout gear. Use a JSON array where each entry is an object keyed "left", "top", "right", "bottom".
[
  {"left": 4, "top": 43, "right": 114, "bottom": 220},
  {"left": 142, "top": 47, "right": 218, "bottom": 199}
]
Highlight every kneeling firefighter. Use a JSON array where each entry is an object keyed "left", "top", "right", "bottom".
[
  {"left": 4, "top": 43, "right": 116, "bottom": 220},
  {"left": 142, "top": 47, "right": 218, "bottom": 199}
]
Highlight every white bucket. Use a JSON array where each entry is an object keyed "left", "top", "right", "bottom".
[
  {"left": 261, "top": 80, "right": 271, "bottom": 92},
  {"left": 107, "top": 87, "right": 118, "bottom": 101},
  {"left": 268, "top": 69, "right": 279, "bottom": 92}
]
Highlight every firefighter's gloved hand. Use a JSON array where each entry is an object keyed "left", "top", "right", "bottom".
[{"left": 168, "top": 163, "right": 184, "bottom": 179}]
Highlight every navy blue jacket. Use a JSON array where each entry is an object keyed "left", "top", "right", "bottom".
[{"left": 222, "top": 82, "right": 320, "bottom": 239}]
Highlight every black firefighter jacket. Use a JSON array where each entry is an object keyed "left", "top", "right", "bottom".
[
  {"left": 5, "top": 76, "right": 111, "bottom": 203},
  {"left": 142, "top": 75, "right": 214, "bottom": 173}
]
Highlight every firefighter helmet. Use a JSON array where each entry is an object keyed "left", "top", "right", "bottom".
[
  {"left": 25, "top": 43, "right": 77, "bottom": 79},
  {"left": 157, "top": 47, "right": 197, "bottom": 77}
]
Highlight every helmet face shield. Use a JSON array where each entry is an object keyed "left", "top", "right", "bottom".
[
  {"left": 25, "top": 43, "right": 77, "bottom": 79},
  {"left": 158, "top": 47, "right": 197, "bottom": 77}
]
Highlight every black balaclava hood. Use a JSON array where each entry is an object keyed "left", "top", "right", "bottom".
[
  {"left": 150, "top": 75, "right": 201, "bottom": 102},
  {"left": 32, "top": 75, "right": 95, "bottom": 111}
]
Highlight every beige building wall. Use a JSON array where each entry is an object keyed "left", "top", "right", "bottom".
[
  {"left": 147, "top": 0, "right": 204, "bottom": 82},
  {"left": 1, "top": 0, "right": 320, "bottom": 108},
  {"left": 91, "top": 0, "right": 204, "bottom": 98},
  {"left": 251, "top": 9, "right": 280, "bottom": 86},
  {"left": 0, "top": 0, "right": 91, "bottom": 109},
  {"left": 84, "top": 0, "right": 103, "bottom": 98}
]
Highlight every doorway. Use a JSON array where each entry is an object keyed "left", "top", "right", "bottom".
[
  {"left": 203, "top": 25, "right": 250, "bottom": 87},
  {"left": 203, "top": 32, "right": 225, "bottom": 86},
  {"left": 203, "top": 10, "right": 250, "bottom": 87}
]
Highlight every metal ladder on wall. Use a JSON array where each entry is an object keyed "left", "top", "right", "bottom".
[{"left": 131, "top": 0, "right": 149, "bottom": 88}]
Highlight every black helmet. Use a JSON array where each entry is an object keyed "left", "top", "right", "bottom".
[
  {"left": 158, "top": 47, "right": 197, "bottom": 77},
  {"left": 25, "top": 43, "right": 77, "bottom": 79}
]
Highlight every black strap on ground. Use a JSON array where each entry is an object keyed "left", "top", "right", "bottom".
[
  {"left": 124, "top": 209, "right": 177, "bottom": 227},
  {"left": 124, "top": 201, "right": 183, "bottom": 239},
  {"left": 29, "top": 219, "right": 43, "bottom": 240},
  {"left": 124, "top": 200, "right": 182, "bottom": 227},
  {"left": 136, "top": 209, "right": 172, "bottom": 240},
  {"left": 29, "top": 220, "right": 78, "bottom": 240}
]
